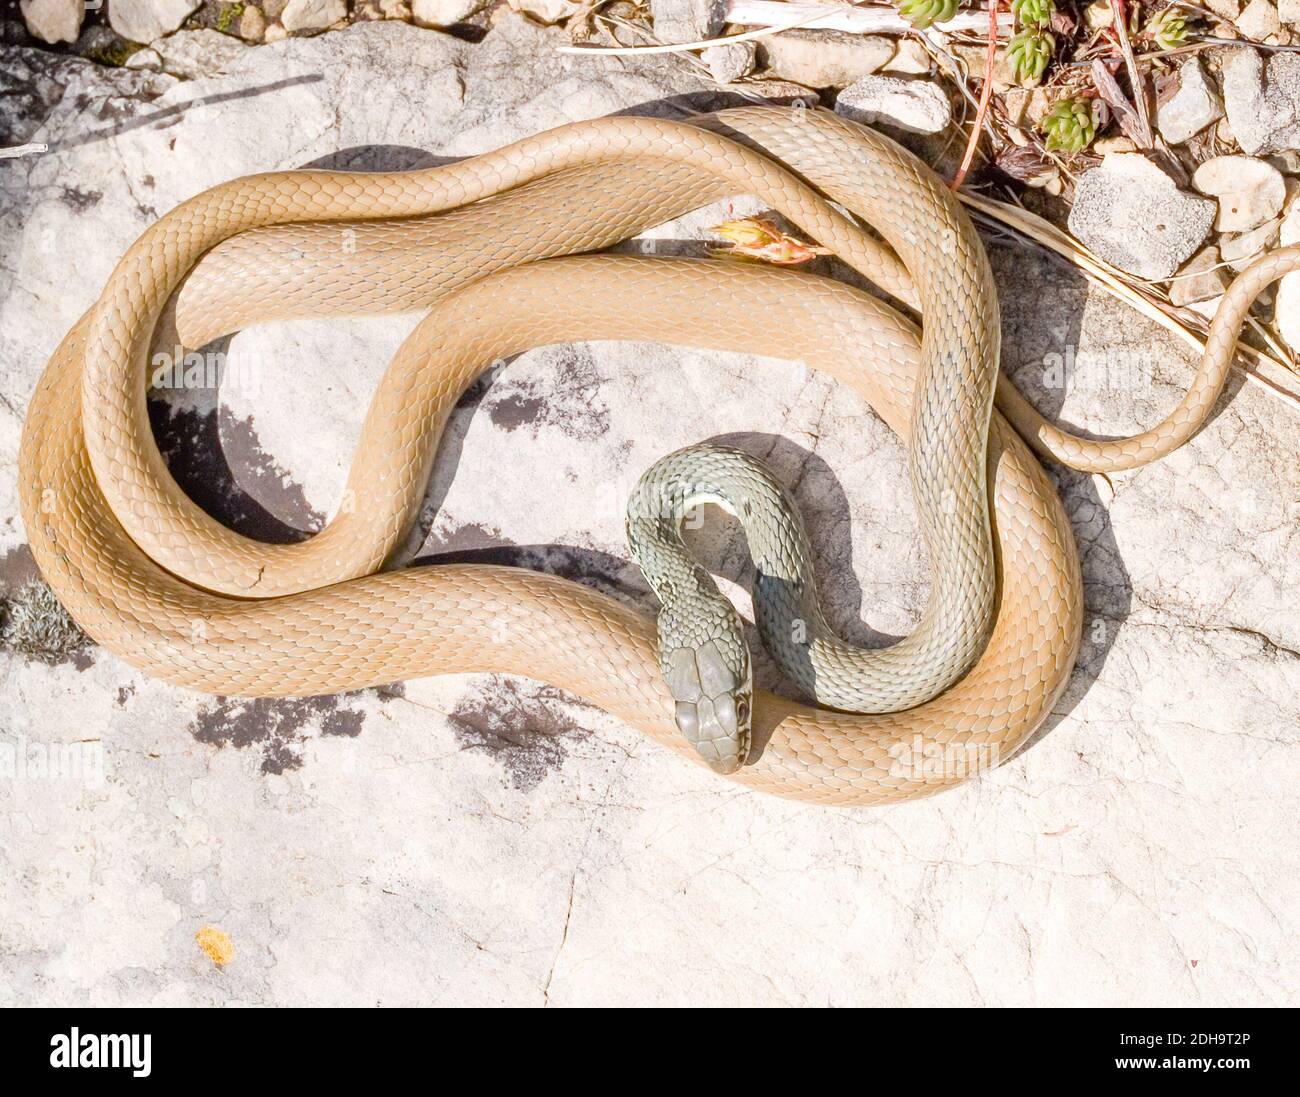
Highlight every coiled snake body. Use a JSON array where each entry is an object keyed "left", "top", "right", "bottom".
[{"left": 18, "top": 108, "right": 1299, "bottom": 803}]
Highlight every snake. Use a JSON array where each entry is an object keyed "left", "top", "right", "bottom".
[{"left": 17, "top": 107, "right": 1300, "bottom": 804}]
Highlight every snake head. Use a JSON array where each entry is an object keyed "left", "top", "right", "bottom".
[{"left": 660, "top": 638, "right": 752, "bottom": 775}]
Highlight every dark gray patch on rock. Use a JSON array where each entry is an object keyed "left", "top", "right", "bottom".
[
  {"left": 446, "top": 677, "right": 593, "bottom": 791},
  {"left": 189, "top": 687, "right": 403, "bottom": 775},
  {"left": 59, "top": 186, "right": 102, "bottom": 212},
  {"left": 483, "top": 346, "right": 610, "bottom": 441},
  {"left": 0, "top": 544, "right": 41, "bottom": 598}
]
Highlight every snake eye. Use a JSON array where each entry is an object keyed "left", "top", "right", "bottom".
[{"left": 736, "top": 698, "right": 750, "bottom": 726}]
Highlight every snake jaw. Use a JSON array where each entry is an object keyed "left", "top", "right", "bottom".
[{"left": 661, "top": 640, "right": 753, "bottom": 775}]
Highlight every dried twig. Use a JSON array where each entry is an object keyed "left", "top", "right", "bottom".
[
  {"left": 1106, "top": 0, "right": 1153, "bottom": 146},
  {"left": 951, "top": 2, "right": 1001, "bottom": 191}
]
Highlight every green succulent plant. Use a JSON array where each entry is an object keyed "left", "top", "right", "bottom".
[
  {"left": 1011, "top": 0, "right": 1056, "bottom": 27},
  {"left": 1040, "top": 97, "right": 1097, "bottom": 153},
  {"left": 1007, "top": 28, "right": 1055, "bottom": 85},
  {"left": 897, "top": 0, "right": 961, "bottom": 30},
  {"left": 1146, "top": 8, "right": 1190, "bottom": 50}
]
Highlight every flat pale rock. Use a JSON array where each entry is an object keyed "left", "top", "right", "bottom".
[
  {"left": 761, "top": 30, "right": 895, "bottom": 89},
  {"left": 281, "top": 0, "right": 346, "bottom": 31},
  {"left": 1193, "top": 154, "right": 1286, "bottom": 231},
  {"left": 1155, "top": 58, "right": 1223, "bottom": 145},
  {"left": 412, "top": 0, "right": 489, "bottom": 25},
  {"left": 1068, "top": 153, "right": 1216, "bottom": 279},
  {"left": 835, "top": 73, "right": 952, "bottom": 135},
  {"left": 1221, "top": 47, "right": 1300, "bottom": 155},
  {"left": 19, "top": 0, "right": 83, "bottom": 44},
  {"left": 108, "top": 0, "right": 202, "bottom": 42},
  {"left": 1, "top": 18, "right": 1298, "bottom": 1007}
]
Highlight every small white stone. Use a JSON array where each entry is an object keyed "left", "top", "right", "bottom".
[
  {"left": 1067, "top": 153, "right": 1216, "bottom": 280},
  {"left": 883, "top": 38, "right": 931, "bottom": 76},
  {"left": 280, "top": 0, "right": 346, "bottom": 32},
  {"left": 650, "top": 0, "right": 725, "bottom": 43},
  {"left": 412, "top": 0, "right": 487, "bottom": 25},
  {"left": 1221, "top": 48, "right": 1300, "bottom": 155},
  {"left": 1237, "top": 0, "right": 1282, "bottom": 38},
  {"left": 835, "top": 74, "right": 952, "bottom": 135},
  {"left": 701, "top": 42, "right": 756, "bottom": 85},
  {"left": 762, "top": 30, "right": 895, "bottom": 88},
  {"left": 506, "top": 0, "right": 577, "bottom": 23},
  {"left": 1192, "top": 155, "right": 1287, "bottom": 231},
  {"left": 19, "top": 0, "right": 83, "bottom": 44},
  {"left": 108, "top": 0, "right": 202, "bottom": 43},
  {"left": 1206, "top": 0, "right": 1242, "bottom": 15},
  {"left": 1280, "top": 0, "right": 1300, "bottom": 23},
  {"left": 238, "top": 4, "right": 267, "bottom": 40},
  {"left": 1156, "top": 59, "right": 1224, "bottom": 145}
]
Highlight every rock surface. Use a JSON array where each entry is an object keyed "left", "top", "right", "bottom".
[
  {"left": 108, "top": 0, "right": 203, "bottom": 43},
  {"left": 18, "top": 0, "right": 84, "bottom": 44},
  {"left": 760, "top": 30, "right": 895, "bottom": 89},
  {"left": 1, "top": 19, "right": 1298, "bottom": 1007},
  {"left": 1221, "top": 48, "right": 1300, "bottom": 155},
  {"left": 835, "top": 74, "right": 952, "bottom": 135},
  {"left": 1192, "top": 154, "right": 1287, "bottom": 231},
  {"left": 281, "top": 0, "right": 346, "bottom": 32},
  {"left": 702, "top": 42, "right": 756, "bottom": 85},
  {"left": 412, "top": 0, "right": 488, "bottom": 25},
  {"left": 506, "top": 0, "right": 578, "bottom": 23},
  {"left": 1068, "top": 154, "right": 1216, "bottom": 279},
  {"left": 1155, "top": 58, "right": 1223, "bottom": 145},
  {"left": 650, "top": 0, "right": 725, "bottom": 44},
  {"left": 1278, "top": 200, "right": 1300, "bottom": 350}
]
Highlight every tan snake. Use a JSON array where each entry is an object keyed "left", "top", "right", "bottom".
[{"left": 17, "top": 108, "right": 1300, "bottom": 804}]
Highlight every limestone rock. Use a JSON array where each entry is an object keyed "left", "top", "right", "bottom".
[
  {"left": 835, "top": 74, "right": 952, "bottom": 135},
  {"left": 237, "top": 4, "right": 268, "bottom": 39},
  {"left": 761, "top": 30, "right": 895, "bottom": 89},
  {"left": 1192, "top": 155, "right": 1286, "bottom": 231},
  {"left": 1237, "top": 0, "right": 1282, "bottom": 37},
  {"left": 108, "top": 0, "right": 202, "bottom": 42},
  {"left": 506, "top": 0, "right": 578, "bottom": 23},
  {"left": 1155, "top": 59, "right": 1224, "bottom": 145},
  {"left": 412, "top": 0, "right": 488, "bottom": 24},
  {"left": 884, "top": 38, "right": 932, "bottom": 76},
  {"left": 701, "top": 42, "right": 756, "bottom": 84},
  {"left": 1280, "top": 0, "right": 1300, "bottom": 22},
  {"left": 280, "top": 0, "right": 346, "bottom": 31},
  {"left": 650, "top": 0, "right": 725, "bottom": 43},
  {"left": 1067, "top": 154, "right": 1216, "bottom": 279},
  {"left": 1221, "top": 47, "right": 1300, "bottom": 155},
  {"left": 19, "top": 0, "right": 83, "bottom": 44}
]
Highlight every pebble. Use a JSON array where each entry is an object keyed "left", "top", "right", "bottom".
[
  {"left": 238, "top": 4, "right": 267, "bottom": 39},
  {"left": 650, "top": 0, "right": 725, "bottom": 43},
  {"left": 1155, "top": 59, "right": 1224, "bottom": 145},
  {"left": 762, "top": 30, "right": 895, "bottom": 88},
  {"left": 1192, "top": 155, "right": 1287, "bottom": 231},
  {"left": 1221, "top": 48, "right": 1300, "bottom": 155},
  {"left": 1237, "top": 0, "right": 1283, "bottom": 37},
  {"left": 108, "top": 0, "right": 202, "bottom": 43},
  {"left": 835, "top": 74, "right": 952, "bottom": 135},
  {"left": 412, "top": 0, "right": 487, "bottom": 24},
  {"left": 883, "top": 38, "right": 931, "bottom": 76},
  {"left": 19, "top": 0, "right": 83, "bottom": 44},
  {"left": 507, "top": 0, "right": 577, "bottom": 22},
  {"left": 280, "top": 0, "right": 346, "bottom": 31},
  {"left": 702, "top": 42, "right": 756, "bottom": 84},
  {"left": 1067, "top": 153, "right": 1216, "bottom": 280}
]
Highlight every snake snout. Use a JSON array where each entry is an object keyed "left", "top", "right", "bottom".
[{"left": 661, "top": 640, "right": 752, "bottom": 775}]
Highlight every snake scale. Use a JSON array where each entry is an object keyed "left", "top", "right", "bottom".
[{"left": 18, "top": 108, "right": 1300, "bottom": 803}]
